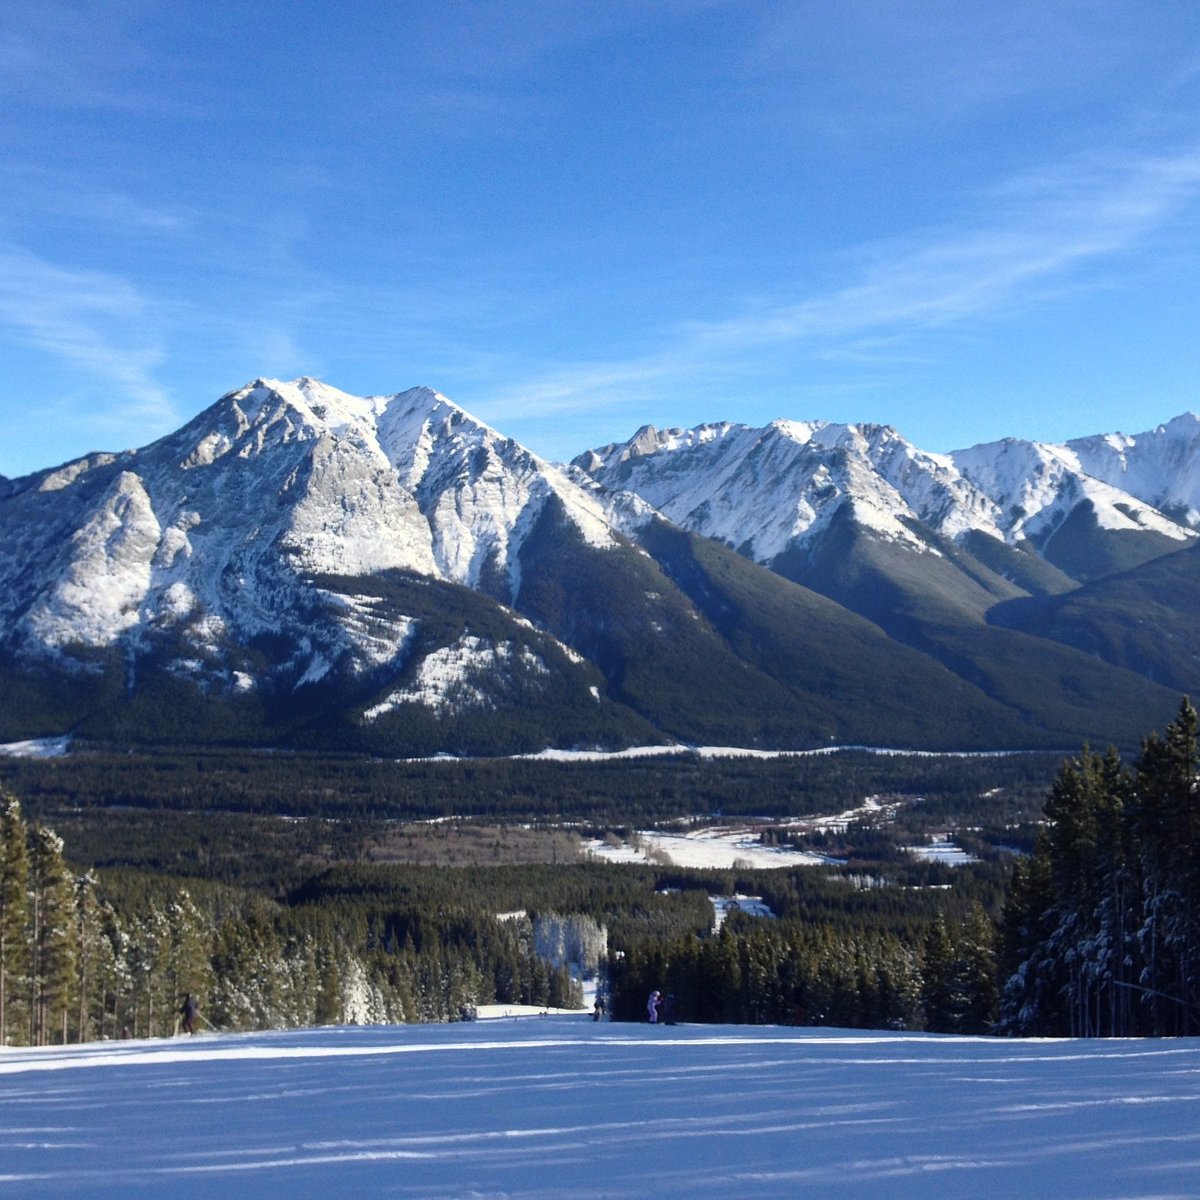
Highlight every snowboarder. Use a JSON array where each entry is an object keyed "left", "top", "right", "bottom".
[
  {"left": 647, "top": 989, "right": 661, "bottom": 1023},
  {"left": 179, "top": 994, "right": 199, "bottom": 1036}
]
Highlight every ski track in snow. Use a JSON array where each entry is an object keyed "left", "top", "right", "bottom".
[{"left": 0, "top": 1019, "right": 1198, "bottom": 1198}]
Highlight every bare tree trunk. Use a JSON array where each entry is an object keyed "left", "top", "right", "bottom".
[{"left": 77, "top": 965, "right": 86, "bottom": 1043}]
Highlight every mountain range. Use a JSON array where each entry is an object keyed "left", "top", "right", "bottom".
[{"left": 2, "top": 377, "right": 1197, "bottom": 755}]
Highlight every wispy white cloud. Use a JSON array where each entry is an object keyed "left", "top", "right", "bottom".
[
  {"left": 487, "top": 142, "right": 1200, "bottom": 423},
  {"left": 0, "top": 244, "right": 176, "bottom": 427}
]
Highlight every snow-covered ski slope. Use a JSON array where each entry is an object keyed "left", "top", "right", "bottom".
[{"left": 1, "top": 1018, "right": 1198, "bottom": 1198}]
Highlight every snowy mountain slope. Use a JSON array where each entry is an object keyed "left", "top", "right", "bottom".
[
  {"left": 2, "top": 378, "right": 613, "bottom": 661},
  {"left": 1065, "top": 411, "right": 1200, "bottom": 525},
  {"left": 950, "top": 434, "right": 1193, "bottom": 578},
  {"left": 0, "top": 381, "right": 1196, "bottom": 754},
  {"left": 575, "top": 419, "right": 1005, "bottom": 561},
  {"left": 575, "top": 412, "right": 1199, "bottom": 747},
  {"left": 0, "top": 380, "right": 627, "bottom": 727},
  {"left": 1, "top": 1018, "right": 1197, "bottom": 1199},
  {"left": 577, "top": 415, "right": 1197, "bottom": 576}
]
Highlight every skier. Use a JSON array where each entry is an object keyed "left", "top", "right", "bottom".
[
  {"left": 647, "top": 989, "right": 661, "bottom": 1024},
  {"left": 662, "top": 992, "right": 677, "bottom": 1025},
  {"left": 179, "top": 993, "right": 199, "bottom": 1036}
]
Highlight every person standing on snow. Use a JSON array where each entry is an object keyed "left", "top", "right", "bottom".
[
  {"left": 179, "top": 993, "right": 199, "bottom": 1035},
  {"left": 647, "top": 990, "right": 661, "bottom": 1023}
]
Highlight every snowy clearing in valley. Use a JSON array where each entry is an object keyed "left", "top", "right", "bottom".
[
  {"left": 584, "top": 826, "right": 833, "bottom": 870},
  {"left": 0, "top": 1019, "right": 1197, "bottom": 1198},
  {"left": 0, "top": 736, "right": 70, "bottom": 759},
  {"left": 582, "top": 797, "right": 913, "bottom": 871},
  {"left": 906, "top": 835, "right": 980, "bottom": 865}
]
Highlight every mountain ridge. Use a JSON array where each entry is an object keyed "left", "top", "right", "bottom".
[{"left": 1, "top": 379, "right": 1195, "bottom": 754}]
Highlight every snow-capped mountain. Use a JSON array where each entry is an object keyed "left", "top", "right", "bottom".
[
  {"left": 950, "top": 433, "right": 1194, "bottom": 559},
  {"left": 2, "top": 377, "right": 611, "bottom": 667},
  {"left": 576, "top": 417, "right": 1195, "bottom": 572},
  {"left": 0, "top": 378, "right": 668, "bottom": 756},
  {"left": 1064, "top": 411, "right": 1200, "bottom": 525},
  {"left": 1, "top": 381, "right": 1197, "bottom": 755},
  {"left": 574, "top": 420, "right": 982, "bottom": 559}
]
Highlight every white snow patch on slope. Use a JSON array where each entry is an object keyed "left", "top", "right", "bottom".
[
  {"left": 0, "top": 736, "right": 70, "bottom": 759},
  {"left": 317, "top": 592, "right": 417, "bottom": 670},
  {"left": 363, "top": 635, "right": 546, "bottom": 720}
]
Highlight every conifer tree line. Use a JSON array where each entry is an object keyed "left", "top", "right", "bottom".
[
  {"left": 608, "top": 905, "right": 998, "bottom": 1032},
  {"left": 0, "top": 791, "right": 581, "bottom": 1046},
  {"left": 998, "top": 698, "right": 1200, "bottom": 1037}
]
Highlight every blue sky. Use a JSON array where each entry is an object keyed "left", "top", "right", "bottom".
[{"left": 3, "top": 0, "right": 1200, "bottom": 477}]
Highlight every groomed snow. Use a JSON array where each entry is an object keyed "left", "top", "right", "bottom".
[{"left": 1, "top": 1019, "right": 1197, "bottom": 1198}]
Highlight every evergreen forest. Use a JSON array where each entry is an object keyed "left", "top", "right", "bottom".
[
  {"left": 0, "top": 703, "right": 1195, "bottom": 1045},
  {"left": 998, "top": 698, "right": 1200, "bottom": 1036}
]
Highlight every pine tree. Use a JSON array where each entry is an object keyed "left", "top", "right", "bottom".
[
  {"left": 999, "top": 701, "right": 1200, "bottom": 1037},
  {"left": 127, "top": 906, "right": 169, "bottom": 1038},
  {"left": 0, "top": 794, "right": 28, "bottom": 1045},
  {"left": 163, "top": 890, "right": 213, "bottom": 1031},
  {"left": 1131, "top": 698, "right": 1200, "bottom": 1034},
  {"left": 27, "top": 826, "right": 76, "bottom": 1045},
  {"left": 73, "top": 872, "right": 103, "bottom": 1043},
  {"left": 93, "top": 900, "right": 127, "bottom": 1040}
]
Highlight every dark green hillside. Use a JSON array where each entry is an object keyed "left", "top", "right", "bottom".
[
  {"left": 0, "top": 654, "right": 127, "bottom": 741},
  {"left": 988, "top": 540, "right": 1200, "bottom": 694},
  {"left": 638, "top": 520, "right": 1025, "bottom": 749},
  {"left": 1034, "top": 499, "right": 1189, "bottom": 581},
  {"left": 904, "top": 620, "right": 1178, "bottom": 748},
  {"left": 766, "top": 505, "right": 1180, "bottom": 748},
  {"left": 771, "top": 504, "right": 1023, "bottom": 635},
  {"left": 957, "top": 531, "right": 1078, "bottom": 597},
  {"left": 515, "top": 498, "right": 826, "bottom": 747}
]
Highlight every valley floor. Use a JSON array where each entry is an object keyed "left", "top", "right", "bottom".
[{"left": 0, "top": 1018, "right": 1197, "bottom": 1198}]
